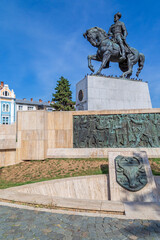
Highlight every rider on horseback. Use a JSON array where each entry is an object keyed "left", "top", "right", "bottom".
[
  {"left": 84, "top": 13, "right": 145, "bottom": 77},
  {"left": 108, "top": 12, "right": 127, "bottom": 61}
]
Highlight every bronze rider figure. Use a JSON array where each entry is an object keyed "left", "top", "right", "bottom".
[{"left": 108, "top": 12, "right": 127, "bottom": 61}]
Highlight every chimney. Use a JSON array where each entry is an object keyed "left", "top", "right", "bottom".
[
  {"left": 1, "top": 81, "right": 4, "bottom": 88},
  {"left": 39, "top": 99, "right": 42, "bottom": 103},
  {"left": 31, "top": 98, "right": 33, "bottom": 102},
  {"left": 23, "top": 98, "right": 26, "bottom": 101},
  {"left": 48, "top": 101, "right": 50, "bottom": 104}
]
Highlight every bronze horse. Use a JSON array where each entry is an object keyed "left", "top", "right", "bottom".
[{"left": 83, "top": 27, "right": 145, "bottom": 78}]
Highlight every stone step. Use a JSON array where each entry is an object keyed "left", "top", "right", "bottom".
[{"left": 0, "top": 189, "right": 125, "bottom": 214}]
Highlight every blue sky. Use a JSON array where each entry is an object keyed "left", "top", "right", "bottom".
[{"left": 0, "top": 0, "right": 160, "bottom": 107}]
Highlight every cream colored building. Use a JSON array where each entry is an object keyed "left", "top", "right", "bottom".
[{"left": 16, "top": 98, "right": 53, "bottom": 112}]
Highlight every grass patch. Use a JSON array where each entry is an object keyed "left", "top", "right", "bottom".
[
  {"left": 149, "top": 158, "right": 160, "bottom": 176},
  {"left": 0, "top": 158, "right": 108, "bottom": 189},
  {"left": 150, "top": 158, "right": 160, "bottom": 164},
  {"left": 0, "top": 168, "right": 108, "bottom": 189},
  {"left": 152, "top": 170, "right": 160, "bottom": 176},
  {"left": 0, "top": 157, "right": 159, "bottom": 189}
]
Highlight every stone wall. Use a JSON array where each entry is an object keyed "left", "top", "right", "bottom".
[
  {"left": 1, "top": 108, "right": 160, "bottom": 167},
  {"left": 16, "top": 109, "right": 160, "bottom": 161},
  {"left": 0, "top": 123, "right": 17, "bottom": 167}
]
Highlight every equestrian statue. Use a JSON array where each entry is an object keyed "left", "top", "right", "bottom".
[{"left": 83, "top": 12, "right": 145, "bottom": 78}]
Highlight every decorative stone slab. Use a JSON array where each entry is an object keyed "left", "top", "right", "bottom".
[
  {"left": 109, "top": 151, "right": 159, "bottom": 202},
  {"left": 73, "top": 113, "right": 160, "bottom": 148},
  {"left": 115, "top": 155, "right": 147, "bottom": 192}
]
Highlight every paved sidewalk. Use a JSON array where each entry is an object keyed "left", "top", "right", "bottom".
[{"left": 0, "top": 205, "right": 160, "bottom": 240}]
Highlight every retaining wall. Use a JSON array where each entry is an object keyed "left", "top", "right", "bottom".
[
  {"left": 0, "top": 124, "right": 17, "bottom": 167},
  {"left": 16, "top": 109, "right": 160, "bottom": 162},
  {"left": 1, "top": 108, "right": 160, "bottom": 167}
]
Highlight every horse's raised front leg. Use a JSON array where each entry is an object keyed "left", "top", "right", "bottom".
[
  {"left": 95, "top": 52, "right": 111, "bottom": 75},
  {"left": 88, "top": 54, "right": 98, "bottom": 72}
]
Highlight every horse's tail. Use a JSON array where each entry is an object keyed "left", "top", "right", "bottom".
[{"left": 136, "top": 53, "right": 145, "bottom": 77}]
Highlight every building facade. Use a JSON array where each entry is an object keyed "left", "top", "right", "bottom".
[
  {"left": 16, "top": 99, "right": 53, "bottom": 112},
  {"left": 0, "top": 81, "right": 53, "bottom": 124},
  {"left": 0, "top": 82, "right": 16, "bottom": 124}
]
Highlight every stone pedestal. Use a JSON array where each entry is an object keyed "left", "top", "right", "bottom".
[{"left": 76, "top": 75, "right": 152, "bottom": 110}]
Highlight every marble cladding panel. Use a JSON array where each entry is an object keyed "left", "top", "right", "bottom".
[
  {"left": 0, "top": 150, "right": 16, "bottom": 167},
  {"left": 80, "top": 76, "right": 152, "bottom": 110},
  {"left": 0, "top": 123, "right": 16, "bottom": 150},
  {"left": 15, "top": 175, "right": 109, "bottom": 201}
]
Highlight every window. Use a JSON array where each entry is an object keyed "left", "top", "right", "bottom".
[
  {"left": 2, "top": 116, "right": 9, "bottom": 124},
  {"left": 18, "top": 105, "right": 23, "bottom": 111},
  {"left": 2, "top": 103, "right": 9, "bottom": 112},
  {"left": 3, "top": 91, "right": 9, "bottom": 96},
  {"left": 28, "top": 106, "right": 33, "bottom": 110},
  {"left": 2, "top": 117, "right": 5, "bottom": 124},
  {"left": 38, "top": 106, "right": 44, "bottom": 110},
  {"left": 2, "top": 104, "right": 5, "bottom": 112},
  {"left": 6, "top": 117, "right": 9, "bottom": 124},
  {"left": 6, "top": 104, "right": 9, "bottom": 112},
  {"left": 47, "top": 108, "right": 53, "bottom": 112}
]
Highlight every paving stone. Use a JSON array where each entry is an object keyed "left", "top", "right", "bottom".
[{"left": 0, "top": 205, "right": 160, "bottom": 240}]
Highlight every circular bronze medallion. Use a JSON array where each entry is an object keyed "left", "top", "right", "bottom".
[{"left": 78, "top": 90, "right": 83, "bottom": 101}]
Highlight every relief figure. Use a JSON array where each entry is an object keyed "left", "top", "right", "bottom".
[{"left": 73, "top": 113, "right": 160, "bottom": 148}]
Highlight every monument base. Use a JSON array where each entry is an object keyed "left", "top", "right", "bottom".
[{"left": 76, "top": 75, "right": 152, "bottom": 110}]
